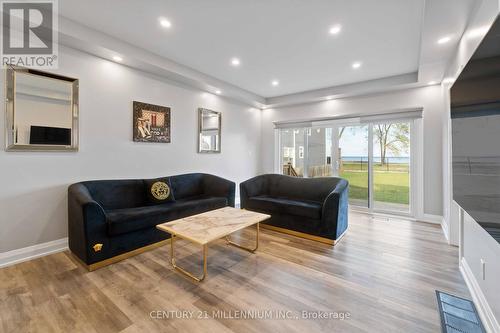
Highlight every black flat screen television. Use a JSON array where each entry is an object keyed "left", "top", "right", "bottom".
[
  {"left": 29, "top": 126, "right": 71, "bottom": 146},
  {"left": 451, "top": 15, "right": 500, "bottom": 243}
]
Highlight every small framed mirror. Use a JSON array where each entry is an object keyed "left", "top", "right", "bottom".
[
  {"left": 5, "top": 66, "right": 79, "bottom": 151},
  {"left": 198, "top": 108, "right": 221, "bottom": 153}
]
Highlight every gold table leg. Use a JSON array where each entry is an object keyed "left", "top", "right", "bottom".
[
  {"left": 170, "top": 234, "right": 207, "bottom": 282},
  {"left": 225, "top": 223, "right": 259, "bottom": 253}
]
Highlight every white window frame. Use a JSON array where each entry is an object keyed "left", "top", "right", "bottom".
[{"left": 275, "top": 116, "right": 423, "bottom": 219}]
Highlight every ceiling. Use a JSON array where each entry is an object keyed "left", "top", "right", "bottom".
[{"left": 58, "top": 0, "right": 479, "bottom": 101}]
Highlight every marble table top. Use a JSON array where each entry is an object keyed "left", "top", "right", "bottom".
[{"left": 156, "top": 207, "right": 270, "bottom": 245}]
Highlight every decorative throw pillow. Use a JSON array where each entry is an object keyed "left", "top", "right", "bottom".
[{"left": 144, "top": 177, "right": 175, "bottom": 204}]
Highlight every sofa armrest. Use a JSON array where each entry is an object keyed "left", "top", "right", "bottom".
[
  {"left": 240, "top": 175, "right": 269, "bottom": 209},
  {"left": 68, "top": 183, "right": 108, "bottom": 264},
  {"left": 239, "top": 182, "right": 250, "bottom": 208},
  {"left": 202, "top": 174, "right": 236, "bottom": 207},
  {"left": 321, "top": 179, "right": 349, "bottom": 240}
]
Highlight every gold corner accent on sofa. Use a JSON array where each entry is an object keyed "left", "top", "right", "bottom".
[
  {"left": 72, "top": 239, "right": 171, "bottom": 271},
  {"left": 260, "top": 224, "right": 347, "bottom": 245}
]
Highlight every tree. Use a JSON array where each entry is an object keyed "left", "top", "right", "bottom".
[
  {"left": 373, "top": 123, "right": 409, "bottom": 165},
  {"left": 337, "top": 126, "right": 358, "bottom": 170},
  {"left": 339, "top": 126, "right": 346, "bottom": 139}
]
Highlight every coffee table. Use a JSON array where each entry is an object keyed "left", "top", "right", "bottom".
[{"left": 156, "top": 207, "right": 270, "bottom": 282}]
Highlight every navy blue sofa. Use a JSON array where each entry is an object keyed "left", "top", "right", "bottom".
[
  {"left": 68, "top": 173, "right": 235, "bottom": 270},
  {"left": 240, "top": 174, "right": 348, "bottom": 244}
]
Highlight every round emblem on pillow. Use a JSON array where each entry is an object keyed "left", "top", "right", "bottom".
[{"left": 151, "top": 181, "right": 170, "bottom": 200}]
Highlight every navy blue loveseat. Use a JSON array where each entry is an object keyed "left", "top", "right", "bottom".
[
  {"left": 240, "top": 174, "right": 348, "bottom": 244},
  {"left": 68, "top": 173, "right": 235, "bottom": 270}
]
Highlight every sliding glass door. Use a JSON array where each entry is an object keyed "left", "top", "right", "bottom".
[
  {"left": 280, "top": 128, "right": 306, "bottom": 177},
  {"left": 372, "top": 122, "right": 410, "bottom": 213},
  {"left": 337, "top": 125, "right": 369, "bottom": 208},
  {"left": 278, "top": 119, "right": 413, "bottom": 215},
  {"left": 308, "top": 127, "right": 333, "bottom": 177}
]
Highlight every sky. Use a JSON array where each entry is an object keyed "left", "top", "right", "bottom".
[{"left": 339, "top": 126, "right": 409, "bottom": 158}]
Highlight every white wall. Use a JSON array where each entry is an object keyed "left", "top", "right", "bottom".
[
  {"left": 260, "top": 85, "right": 446, "bottom": 217},
  {"left": 0, "top": 46, "right": 262, "bottom": 253}
]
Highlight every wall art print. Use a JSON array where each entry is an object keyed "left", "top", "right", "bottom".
[{"left": 133, "top": 101, "right": 171, "bottom": 143}]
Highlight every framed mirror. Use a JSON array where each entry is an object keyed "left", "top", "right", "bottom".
[
  {"left": 5, "top": 66, "right": 79, "bottom": 151},
  {"left": 198, "top": 108, "right": 221, "bottom": 153}
]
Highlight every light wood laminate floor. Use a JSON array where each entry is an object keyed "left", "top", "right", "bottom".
[{"left": 0, "top": 212, "right": 467, "bottom": 333}]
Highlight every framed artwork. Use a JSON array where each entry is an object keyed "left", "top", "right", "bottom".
[{"left": 133, "top": 101, "right": 171, "bottom": 143}]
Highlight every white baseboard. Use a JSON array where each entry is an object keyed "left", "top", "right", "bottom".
[
  {"left": 419, "top": 213, "right": 443, "bottom": 224},
  {"left": 441, "top": 216, "right": 456, "bottom": 241},
  {"left": 441, "top": 217, "right": 450, "bottom": 242},
  {"left": 419, "top": 214, "right": 453, "bottom": 243},
  {"left": 0, "top": 238, "right": 68, "bottom": 269},
  {"left": 460, "top": 257, "right": 500, "bottom": 333}
]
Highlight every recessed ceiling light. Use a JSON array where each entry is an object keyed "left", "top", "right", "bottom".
[
  {"left": 352, "top": 62, "right": 362, "bottom": 69},
  {"left": 437, "top": 36, "right": 451, "bottom": 44},
  {"left": 271, "top": 80, "right": 279, "bottom": 86},
  {"left": 428, "top": 81, "right": 437, "bottom": 85},
  {"left": 112, "top": 56, "right": 123, "bottom": 62},
  {"left": 215, "top": 90, "right": 222, "bottom": 95},
  {"left": 329, "top": 24, "right": 342, "bottom": 35},
  {"left": 231, "top": 58, "right": 240, "bottom": 66},
  {"left": 159, "top": 17, "right": 172, "bottom": 28}
]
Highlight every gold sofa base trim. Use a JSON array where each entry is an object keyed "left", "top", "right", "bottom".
[
  {"left": 71, "top": 224, "right": 347, "bottom": 270},
  {"left": 260, "top": 224, "right": 347, "bottom": 245},
  {"left": 72, "top": 239, "right": 171, "bottom": 271}
]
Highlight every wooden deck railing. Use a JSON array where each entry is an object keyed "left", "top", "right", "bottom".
[{"left": 283, "top": 163, "right": 299, "bottom": 176}]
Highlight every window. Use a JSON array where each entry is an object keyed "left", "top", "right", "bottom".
[
  {"left": 305, "top": 127, "right": 333, "bottom": 177},
  {"left": 372, "top": 121, "right": 410, "bottom": 213},
  {"left": 280, "top": 128, "right": 306, "bottom": 177},
  {"left": 277, "top": 118, "right": 416, "bottom": 216},
  {"left": 338, "top": 125, "right": 369, "bottom": 207}
]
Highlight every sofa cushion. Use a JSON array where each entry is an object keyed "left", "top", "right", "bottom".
[
  {"left": 246, "top": 195, "right": 322, "bottom": 219},
  {"left": 169, "top": 174, "right": 204, "bottom": 200},
  {"left": 144, "top": 177, "right": 175, "bottom": 204},
  {"left": 106, "top": 196, "right": 227, "bottom": 236},
  {"left": 83, "top": 180, "right": 146, "bottom": 210},
  {"left": 267, "top": 175, "right": 340, "bottom": 202}
]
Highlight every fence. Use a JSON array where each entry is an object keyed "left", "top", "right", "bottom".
[
  {"left": 453, "top": 156, "right": 500, "bottom": 175},
  {"left": 283, "top": 156, "right": 410, "bottom": 178},
  {"left": 341, "top": 157, "right": 409, "bottom": 172}
]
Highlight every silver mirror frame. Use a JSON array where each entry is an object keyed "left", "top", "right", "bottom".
[
  {"left": 198, "top": 108, "right": 221, "bottom": 154},
  {"left": 5, "top": 65, "right": 79, "bottom": 152}
]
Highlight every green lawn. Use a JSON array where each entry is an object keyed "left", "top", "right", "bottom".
[
  {"left": 291, "top": 161, "right": 410, "bottom": 205},
  {"left": 340, "top": 168, "right": 409, "bottom": 205}
]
